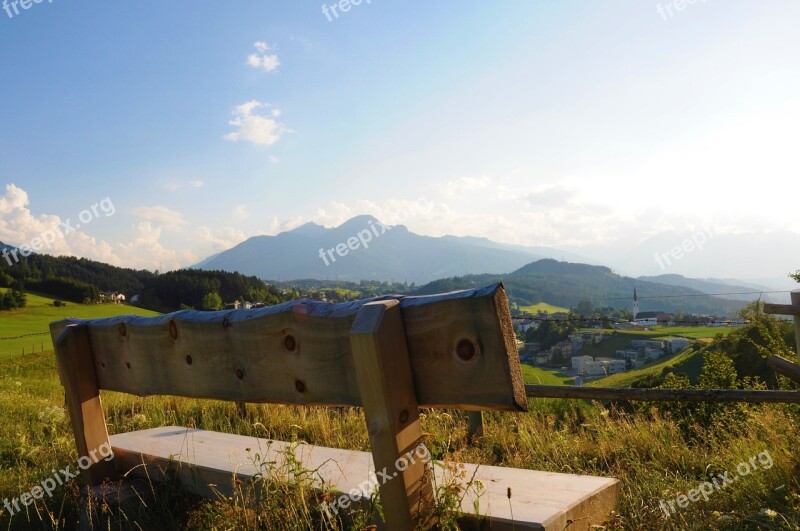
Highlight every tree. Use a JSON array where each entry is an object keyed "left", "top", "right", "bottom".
[
  {"left": 201, "top": 292, "right": 222, "bottom": 311},
  {"left": 576, "top": 300, "right": 593, "bottom": 317}
]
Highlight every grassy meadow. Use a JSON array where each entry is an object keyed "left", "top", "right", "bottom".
[
  {"left": 1, "top": 348, "right": 798, "bottom": 529},
  {"left": 517, "top": 302, "right": 569, "bottom": 314},
  {"left": 1, "top": 294, "right": 799, "bottom": 529},
  {"left": 519, "top": 364, "right": 573, "bottom": 385},
  {"left": 0, "top": 289, "right": 159, "bottom": 359}
]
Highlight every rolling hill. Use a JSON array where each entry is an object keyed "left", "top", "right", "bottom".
[{"left": 413, "top": 259, "right": 746, "bottom": 316}]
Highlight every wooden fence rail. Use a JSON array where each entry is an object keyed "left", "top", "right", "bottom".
[{"left": 525, "top": 384, "right": 800, "bottom": 403}]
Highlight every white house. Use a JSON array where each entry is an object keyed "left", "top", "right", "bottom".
[
  {"left": 664, "top": 337, "right": 691, "bottom": 354},
  {"left": 571, "top": 355, "right": 593, "bottom": 374}
]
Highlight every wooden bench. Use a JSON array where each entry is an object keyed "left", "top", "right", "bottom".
[{"left": 50, "top": 283, "right": 619, "bottom": 529}]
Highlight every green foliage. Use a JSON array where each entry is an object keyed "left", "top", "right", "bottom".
[
  {"left": 0, "top": 289, "right": 26, "bottom": 311},
  {"left": 575, "top": 299, "right": 593, "bottom": 317},
  {"left": 0, "top": 253, "right": 154, "bottom": 296},
  {"left": 1, "top": 351, "right": 800, "bottom": 529},
  {"left": 26, "top": 277, "right": 99, "bottom": 304},
  {"left": 525, "top": 318, "right": 576, "bottom": 350},
  {"left": 711, "top": 300, "right": 796, "bottom": 387},
  {"left": 141, "top": 269, "right": 287, "bottom": 312},
  {"left": 201, "top": 292, "right": 222, "bottom": 311}
]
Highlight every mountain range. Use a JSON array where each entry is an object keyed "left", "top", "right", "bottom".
[
  {"left": 196, "top": 215, "right": 581, "bottom": 284},
  {"left": 195, "top": 216, "right": 797, "bottom": 292}
]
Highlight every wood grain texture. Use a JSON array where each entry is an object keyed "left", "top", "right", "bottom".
[
  {"left": 768, "top": 355, "right": 800, "bottom": 385},
  {"left": 110, "top": 426, "right": 620, "bottom": 530},
  {"left": 764, "top": 303, "right": 800, "bottom": 316},
  {"left": 54, "top": 325, "right": 116, "bottom": 484},
  {"left": 350, "top": 300, "right": 433, "bottom": 528},
  {"left": 49, "top": 283, "right": 526, "bottom": 411}
]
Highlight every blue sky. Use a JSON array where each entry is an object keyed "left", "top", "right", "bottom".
[{"left": 1, "top": 0, "right": 798, "bottom": 272}]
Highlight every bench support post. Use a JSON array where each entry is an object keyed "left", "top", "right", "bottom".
[
  {"left": 351, "top": 300, "right": 434, "bottom": 529},
  {"left": 55, "top": 324, "right": 116, "bottom": 485}
]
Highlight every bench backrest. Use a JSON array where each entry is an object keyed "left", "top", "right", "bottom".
[
  {"left": 50, "top": 283, "right": 525, "bottom": 529},
  {"left": 50, "top": 283, "right": 525, "bottom": 410}
]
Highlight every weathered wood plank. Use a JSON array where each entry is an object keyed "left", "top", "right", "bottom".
[
  {"left": 764, "top": 303, "right": 800, "bottom": 316},
  {"left": 54, "top": 325, "right": 117, "bottom": 484},
  {"left": 768, "top": 355, "right": 800, "bottom": 385},
  {"left": 109, "top": 426, "right": 620, "bottom": 530},
  {"left": 350, "top": 300, "right": 433, "bottom": 528},
  {"left": 49, "top": 284, "right": 526, "bottom": 411}
]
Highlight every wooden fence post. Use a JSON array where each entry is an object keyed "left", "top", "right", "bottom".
[
  {"left": 792, "top": 290, "right": 800, "bottom": 355},
  {"left": 350, "top": 300, "right": 433, "bottom": 529},
  {"left": 765, "top": 291, "right": 800, "bottom": 339},
  {"left": 468, "top": 411, "right": 484, "bottom": 440}
]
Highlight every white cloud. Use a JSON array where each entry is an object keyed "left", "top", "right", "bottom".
[
  {"left": 280, "top": 215, "right": 305, "bottom": 232},
  {"left": 116, "top": 221, "right": 195, "bottom": 271},
  {"left": 247, "top": 41, "right": 280, "bottom": 72},
  {"left": 0, "top": 183, "right": 73, "bottom": 255},
  {"left": 189, "top": 180, "right": 204, "bottom": 188},
  {"left": 194, "top": 226, "right": 248, "bottom": 251},
  {"left": 225, "top": 100, "right": 290, "bottom": 146},
  {"left": 131, "top": 206, "right": 188, "bottom": 231},
  {"left": 232, "top": 205, "right": 249, "bottom": 222},
  {"left": 440, "top": 175, "right": 493, "bottom": 197}
]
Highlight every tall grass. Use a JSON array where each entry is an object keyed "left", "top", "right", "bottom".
[{"left": 1, "top": 352, "right": 798, "bottom": 529}]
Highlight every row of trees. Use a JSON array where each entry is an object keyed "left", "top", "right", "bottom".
[{"left": 139, "top": 269, "right": 290, "bottom": 312}]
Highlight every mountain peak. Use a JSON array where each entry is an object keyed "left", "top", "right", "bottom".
[
  {"left": 289, "top": 221, "right": 326, "bottom": 238},
  {"left": 336, "top": 215, "right": 382, "bottom": 230}
]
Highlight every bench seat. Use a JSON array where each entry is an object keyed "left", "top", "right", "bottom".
[{"left": 110, "top": 426, "right": 620, "bottom": 530}]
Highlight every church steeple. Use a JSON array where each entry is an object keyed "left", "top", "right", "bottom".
[{"left": 632, "top": 286, "right": 640, "bottom": 321}]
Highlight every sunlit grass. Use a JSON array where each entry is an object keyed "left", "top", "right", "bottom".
[{"left": 1, "top": 351, "right": 798, "bottom": 529}]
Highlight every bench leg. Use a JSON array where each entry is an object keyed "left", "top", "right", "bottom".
[
  {"left": 351, "top": 300, "right": 434, "bottom": 530},
  {"left": 54, "top": 324, "right": 117, "bottom": 485}
]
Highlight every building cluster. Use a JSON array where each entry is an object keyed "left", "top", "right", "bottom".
[
  {"left": 519, "top": 329, "right": 693, "bottom": 378},
  {"left": 571, "top": 356, "right": 626, "bottom": 377},
  {"left": 518, "top": 331, "right": 605, "bottom": 366},
  {"left": 99, "top": 291, "right": 126, "bottom": 303},
  {"left": 615, "top": 337, "right": 691, "bottom": 368},
  {"left": 569, "top": 337, "right": 691, "bottom": 377}
]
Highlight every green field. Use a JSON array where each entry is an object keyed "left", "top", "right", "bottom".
[
  {"left": 0, "top": 289, "right": 159, "bottom": 359},
  {"left": 519, "top": 364, "right": 573, "bottom": 385},
  {"left": 612, "top": 325, "right": 734, "bottom": 339},
  {"left": 517, "top": 302, "right": 569, "bottom": 314},
  {"left": 586, "top": 345, "right": 706, "bottom": 388}
]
